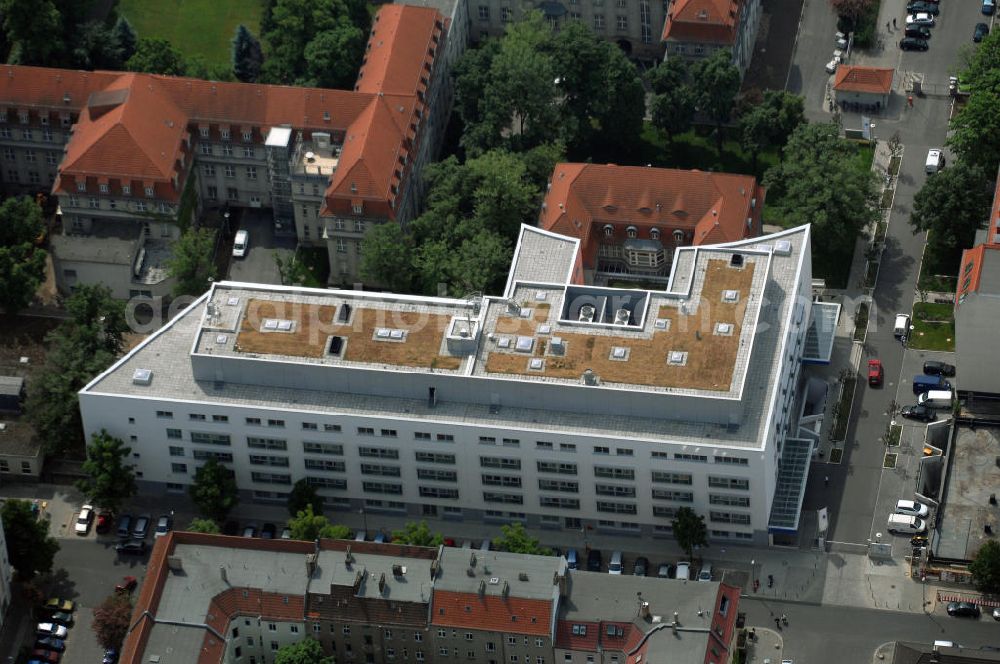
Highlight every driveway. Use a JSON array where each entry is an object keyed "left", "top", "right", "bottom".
[{"left": 226, "top": 208, "right": 296, "bottom": 286}]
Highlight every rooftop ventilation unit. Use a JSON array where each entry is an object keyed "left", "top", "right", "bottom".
[
  {"left": 722, "top": 290, "right": 739, "bottom": 303},
  {"left": 326, "top": 336, "right": 345, "bottom": 357},
  {"left": 614, "top": 308, "right": 630, "bottom": 325},
  {"left": 730, "top": 254, "right": 744, "bottom": 268},
  {"left": 528, "top": 358, "right": 545, "bottom": 371},
  {"left": 578, "top": 304, "right": 596, "bottom": 323},
  {"left": 715, "top": 323, "right": 734, "bottom": 336},
  {"left": 667, "top": 351, "right": 688, "bottom": 366},
  {"left": 132, "top": 368, "right": 153, "bottom": 385},
  {"left": 535, "top": 291, "right": 548, "bottom": 301},
  {"left": 497, "top": 337, "right": 511, "bottom": 349},
  {"left": 305, "top": 151, "right": 316, "bottom": 163},
  {"left": 774, "top": 239, "right": 793, "bottom": 256},
  {"left": 519, "top": 308, "right": 533, "bottom": 319},
  {"left": 610, "top": 346, "right": 628, "bottom": 361},
  {"left": 489, "top": 577, "right": 500, "bottom": 585},
  {"left": 549, "top": 337, "right": 565, "bottom": 355},
  {"left": 654, "top": 318, "right": 670, "bottom": 330},
  {"left": 537, "top": 324, "right": 552, "bottom": 335},
  {"left": 581, "top": 369, "right": 600, "bottom": 386},
  {"left": 314, "top": 132, "right": 331, "bottom": 148},
  {"left": 215, "top": 334, "right": 228, "bottom": 344},
  {"left": 515, "top": 336, "right": 534, "bottom": 353},
  {"left": 337, "top": 303, "right": 352, "bottom": 324}
]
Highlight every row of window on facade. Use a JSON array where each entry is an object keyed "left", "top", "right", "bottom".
[
  {"left": 603, "top": 225, "right": 687, "bottom": 242},
  {"left": 66, "top": 197, "right": 173, "bottom": 214},
  {"left": 0, "top": 109, "right": 72, "bottom": 126},
  {"left": 0, "top": 459, "right": 34, "bottom": 474},
  {"left": 197, "top": 127, "right": 256, "bottom": 142},
  {"left": 73, "top": 180, "right": 157, "bottom": 197},
  {"left": 5, "top": 169, "right": 54, "bottom": 186},
  {"left": 0, "top": 127, "right": 60, "bottom": 142},
  {"left": 200, "top": 142, "right": 257, "bottom": 158}
]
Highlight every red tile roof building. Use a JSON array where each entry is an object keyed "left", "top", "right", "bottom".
[
  {"left": 0, "top": 4, "right": 453, "bottom": 297},
  {"left": 661, "top": 0, "right": 763, "bottom": 76},
  {"left": 832, "top": 66, "right": 894, "bottom": 109},
  {"left": 539, "top": 163, "right": 764, "bottom": 282},
  {"left": 122, "top": 533, "right": 738, "bottom": 664}
]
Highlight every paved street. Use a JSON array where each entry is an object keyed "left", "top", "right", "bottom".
[{"left": 226, "top": 208, "right": 295, "bottom": 285}]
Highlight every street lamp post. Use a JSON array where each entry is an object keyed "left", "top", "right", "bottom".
[{"left": 750, "top": 559, "right": 756, "bottom": 590}]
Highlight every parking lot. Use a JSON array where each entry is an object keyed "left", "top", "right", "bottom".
[{"left": 226, "top": 208, "right": 295, "bottom": 285}]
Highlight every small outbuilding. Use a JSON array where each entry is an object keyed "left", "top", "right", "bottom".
[
  {"left": 0, "top": 376, "right": 25, "bottom": 414},
  {"left": 833, "top": 65, "right": 894, "bottom": 110}
]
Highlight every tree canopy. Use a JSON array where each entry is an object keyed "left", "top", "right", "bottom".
[
  {"left": 763, "top": 123, "right": 879, "bottom": 257},
  {"left": 671, "top": 507, "right": 708, "bottom": 559},
  {"left": 167, "top": 227, "right": 217, "bottom": 297},
  {"left": 187, "top": 518, "right": 221, "bottom": 534},
  {"left": 910, "top": 161, "right": 992, "bottom": 272},
  {"left": 287, "top": 504, "right": 350, "bottom": 541},
  {"left": 0, "top": 196, "right": 46, "bottom": 314},
  {"left": 287, "top": 479, "right": 323, "bottom": 517},
  {"left": 970, "top": 539, "right": 1000, "bottom": 594},
  {"left": 1, "top": 498, "right": 59, "bottom": 579},
  {"left": 189, "top": 459, "right": 239, "bottom": 522},
  {"left": 275, "top": 638, "right": 333, "bottom": 664},
  {"left": 950, "top": 28, "right": 1000, "bottom": 176},
  {"left": 232, "top": 24, "right": 264, "bottom": 83},
  {"left": 648, "top": 59, "right": 697, "bottom": 145},
  {"left": 492, "top": 522, "right": 552, "bottom": 555},
  {"left": 92, "top": 592, "right": 132, "bottom": 650},
  {"left": 76, "top": 431, "right": 137, "bottom": 514},
  {"left": 127, "top": 38, "right": 186, "bottom": 76},
  {"left": 739, "top": 90, "right": 806, "bottom": 171},
  {"left": 692, "top": 49, "right": 741, "bottom": 155},
  {"left": 391, "top": 521, "right": 444, "bottom": 547}
]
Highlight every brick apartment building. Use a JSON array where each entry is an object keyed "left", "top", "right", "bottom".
[{"left": 0, "top": 4, "right": 456, "bottom": 297}]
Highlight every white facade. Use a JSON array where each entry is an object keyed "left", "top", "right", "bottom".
[{"left": 80, "top": 225, "right": 815, "bottom": 546}]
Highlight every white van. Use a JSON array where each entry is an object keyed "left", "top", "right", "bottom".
[
  {"left": 925, "top": 149, "right": 945, "bottom": 174},
  {"left": 918, "top": 389, "right": 953, "bottom": 409},
  {"left": 232, "top": 230, "right": 249, "bottom": 257},
  {"left": 354, "top": 530, "right": 367, "bottom": 542},
  {"left": 887, "top": 513, "right": 926, "bottom": 535},
  {"left": 608, "top": 551, "right": 623, "bottom": 575},
  {"left": 893, "top": 313, "right": 911, "bottom": 339}
]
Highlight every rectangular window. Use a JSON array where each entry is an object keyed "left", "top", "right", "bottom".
[
  {"left": 595, "top": 484, "right": 635, "bottom": 497},
  {"left": 249, "top": 454, "right": 290, "bottom": 467},
  {"left": 414, "top": 432, "right": 431, "bottom": 440},
  {"left": 478, "top": 5, "right": 490, "bottom": 19},
  {"left": 358, "top": 427, "right": 375, "bottom": 436},
  {"left": 616, "top": 448, "right": 633, "bottom": 456},
  {"left": 200, "top": 143, "right": 212, "bottom": 155},
  {"left": 483, "top": 492, "right": 523, "bottom": 504},
  {"left": 145, "top": 186, "right": 154, "bottom": 197},
  {"left": 189, "top": 413, "right": 206, "bottom": 421},
  {"left": 193, "top": 450, "right": 233, "bottom": 462},
  {"left": 246, "top": 417, "right": 261, "bottom": 426},
  {"left": 122, "top": 184, "right": 131, "bottom": 195},
  {"left": 207, "top": 186, "right": 218, "bottom": 199},
  {"left": 594, "top": 14, "right": 604, "bottom": 29},
  {"left": 651, "top": 471, "right": 692, "bottom": 485},
  {"left": 482, "top": 474, "right": 522, "bottom": 488},
  {"left": 714, "top": 456, "right": 749, "bottom": 466},
  {"left": 190, "top": 432, "right": 231, "bottom": 446},
  {"left": 247, "top": 437, "right": 287, "bottom": 451},
  {"left": 166, "top": 429, "right": 182, "bottom": 439},
  {"left": 212, "top": 415, "right": 228, "bottom": 423},
  {"left": 560, "top": 443, "right": 577, "bottom": 452},
  {"left": 537, "top": 461, "right": 577, "bottom": 475},
  {"left": 479, "top": 436, "right": 496, "bottom": 445},
  {"left": 306, "top": 476, "right": 347, "bottom": 489},
  {"left": 324, "top": 424, "right": 342, "bottom": 433},
  {"left": 156, "top": 411, "right": 173, "bottom": 419},
  {"left": 540, "top": 496, "right": 579, "bottom": 509},
  {"left": 617, "top": 14, "right": 627, "bottom": 29},
  {"left": 171, "top": 463, "right": 187, "bottom": 473},
  {"left": 246, "top": 166, "right": 256, "bottom": 179},
  {"left": 251, "top": 472, "right": 291, "bottom": 485},
  {"left": 653, "top": 505, "right": 676, "bottom": 519},
  {"left": 361, "top": 463, "right": 401, "bottom": 477},
  {"left": 536, "top": 441, "right": 553, "bottom": 450},
  {"left": 363, "top": 481, "right": 403, "bottom": 495},
  {"left": 227, "top": 187, "right": 238, "bottom": 200},
  {"left": 710, "top": 494, "right": 751, "bottom": 507},
  {"left": 203, "top": 164, "right": 215, "bottom": 176},
  {"left": 538, "top": 479, "right": 578, "bottom": 492},
  {"left": 594, "top": 466, "right": 634, "bottom": 480},
  {"left": 417, "top": 468, "right": 457, "bottom": 482},
  {"left": 651, "top": 489, "right": 694, "bottom": 502},
  {"left": 169, "top": 446, "right": 185, "bottom": 456},
  {"left": 302, "top": 422, "right": 318, "bottom": 431},
  {"left": 267, "top": 419, "right": 284, "bottom": 428},
  {"left": 675, "top": 453, "right": 708, "bottom": 462},
  {"left": 415, "top": 451, "right": 456, "bottom": 464},
  {"left": 419, "top": 486, "right": 459, "bottom": 499},
  {"left": 710, "top": 511, "right": 752, "bottom": 525},
  {"left": 480, "top": 456, "right": 520, "bottom": 470},
  {"left": 303, "top": 441, "right": 344, "bottom": 455},
  {"left": 358, "top": 446, "right": 399, "bottom": 459},
  {"left": 708, "top": 476, "right": 750, "bottom": 490},
  {"left": 596, "top": 501, "right": 637, "bottom": 515},
  {"left": 380, "top": 429, "right": 398, "bottom": 438},
  {"left": 593, "top": 446, "right": 610, "bottom": 455}
]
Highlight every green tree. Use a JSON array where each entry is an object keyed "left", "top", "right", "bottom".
[
  {"left": 127, "top": 38, "right": 186, "bottom": 75},
  {"left": 453, "top": 39, "right": 502, "bottom": 137},
  {"left": 287, "top": 479, "right": 323, "bottom": 517},
  {"left": 71, "top": 20, "right": 120, "bottom": 70},
  {"left": 910, "top": 161, "right": 992, "bottom": 270},
  {"left": 92, "top": 592, "right": 132, "bottom": 650},
  {"left": 671, "top": 506, "right": 707, "bottom": 559},
  {"left": 0, "top": 0, "right": 63, "bottom": 65},
  {"left": 261, "top": 0, "right": 369, "bottom": 85},
  {"left": 303, "top": 26, "right": 365, "bottom": 89},
  {"left": 187, "top": 518, "right": 221, "bottom": 534},
  {"left": 0, "top": 196, "right": 46, "bottom": 314},
  {"left": 492, "top": 522, "right": 551, "bottom": 555},
  {"left": 970, "top": 539, "right": 1000, "bottom": 594},
  {"left": 189, "top": 459, "right": 238, "bottom": 522},
  {"left": 232, "top": 24, "right": 264, "bottom": 83},
  {"left": 167, "top": 227, "right": 217, "bottom": 297},
  {"left": 287, "top": 504, "right": 350, "bottom": 541},
  {"left": 359, "top": 223, "right": 417, "bottom": 291},
  {"left": 275, "top": 638, "right": 333, "bottom": 664},
  {"left": 648, "top": 59, "right": 698, "bottom": 145},
  {"left": 693, "top": 49, "right": 741, "bottom": 155},
  {"left": 763, "top": 123, "right": 879, "bottom": 257},
  {"left": 391, "top": 521, "right": 444, "bottom": 547},
  {"left": 0, "top": 499, "right": 59, "bottom": 579},
  {"left": 186, "top": 56, "right": 234, "bottom": 82},
  {"left": 111, "top": 16, "right": 138, "bottom": 64},
  {"left": 739, "top": 104, "right": 773, "bottom": 173},
  {"left": 76, "top": 431, "right": 137, "bottom": 514},
  {"left": 760, "top": 90, "right": 806, "bottom": 154},
  {"left": 26, "top": 285, "right": 126, "bottom": 455}
]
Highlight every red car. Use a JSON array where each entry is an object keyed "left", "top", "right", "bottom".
[
  {"left": 868, "top": 359, "right": 884, "bottom": 387},
  {"left": 95, "top": 512, "right": 111, "bottom": 535},
  {"left": 115, "top": 576, "right": 137, "bottom": 594},
  {"left": 31, "top": 649, "right": 61, "bottom": 663}
]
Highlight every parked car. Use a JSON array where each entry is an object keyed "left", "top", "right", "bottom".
[
  {"left": 975, "top": 22, "right": 990, "bottom": 41},
  {"left": 947, "top": 601, "right": 980, "bottom": 618},
  {"left": 154, "top": 515, "right": 172, "bottom": 539},
  {"left": 657, "top": 563, "right": 675, "bottom": 579},
  {"left": 923, "top": 361, "right": 955, "bottom": 376},
  {"left": 242, "top": 524, "right": 258, "bottom": 538},
  {"left": 906, "top": 1, "right": 939, "bottom": 14},
  {"left": 896, "top": 499, "right": 930, "bottom": 518},
  {"left": 633, "top": 556, "right": 649, "bottom": 576},
  {"left": 894, "top": 313, "right": 912, "bottom": 339},
  {"left": 260, "top": 523, "right": 277, "bottom": 540},
  {"left": 906, "top": 12, "right": 935, "bottom": 25},
  {"left": 36, "top": 623, "right": 68, "bottom": 639},
  {"left": 868, "top": 359, "right": 884, "bottom": 386},
  {"left": 901, "top": 404, "right": 935, "bottom": 422},
  {"left": 566, "top": 549, "right": 579, "bottom": 570},
  {"left": 899, "top": 37, "right": 930, "bottom": 51},
  {"left": 43, "top": 598, "right": 75, "bottom": 613},
  {"left": 48, "top": 612, "right": 73, "bottom": 626},
  {"left": 74, "top": 505, "right": 93, "bottom": 535},
  {"left": 698, "top": 562, "right": 713, "bottom": 582},
  {"left": 116, "top": 514, "right": 133, "bottom": 539},
  {"left": 96, "top": 511, "right": 112, "bottom": 534},
  {"left": 280, "top": 528, "right": 292, "bottom": 540},
  {"left": 983, "top": 0, "right": 995, "bottom": 15},
  {"left": 30, "top": 649, "right": 60, "bottom": 663},
  {"left": 608, "top": 551, "right": 624, "bottom": 575},
  {"left": 132, "top": 514, "right": 151, "bottom": 539},
  {"left": 825, "top": 57, "right": 841, "bottom": 74},
  {"left": 587, "top": 549, "right": 602, "bottom": 572},
  {"left": 905, "top": 25, "right": 931, "bottom": 38},
  {"left": 232, "top": 229, "right": 249, "bottom": 258},
  {"left": 116, "top": 576, "right": 138, "bottom": 594},
  {"left": 115, "top": 541, "right": 147, "bottom": 556},
  {"left": 675, "top": 562, "right": 691, "bottom": 580},
  {"left": 992, "top": 607, "right": 1000, "bottom": 621},
  {"left": 373, "top": 531, "right": 389, "bottom": 544},
  {"left": 34, "top": 638, "right": 64, "bottom": 652}
]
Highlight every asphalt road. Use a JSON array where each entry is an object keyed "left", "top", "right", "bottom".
[
  {"left": 742, "top": 597, "right": 1000, "bottom": 662},
  {"left": 226, "top": 208, "right": 295, "bottom": 285}
]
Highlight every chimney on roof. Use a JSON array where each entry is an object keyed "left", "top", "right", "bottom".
[
  {"left": 479, "top": 579, "right": 486, "bottom": 596},
  {"left": 220, "top": 565, "right": 228, "bottom": 584},
  {"left": 502, "top": 580, "right": 509, "bottom": 598},
  {"left": 640, "top": 601, "right": 651, "bottom": 620},
  {"left": 353, "top": 569, "right": 365, "bottom": 594},
  {"left": 378, "top": 572, "right": 386, "bottom": 594},
  {"left": 306, "top": 553, "right": 318, "bottom": 578},
  {"left": 470, "top": 552, "right": 477, "bottom": 567},
  {"left": 555, "top": 572, "right": 568, "bottom": 597},
  {"left": 346, "top": 545, "right": 354, "bottom": 565}
]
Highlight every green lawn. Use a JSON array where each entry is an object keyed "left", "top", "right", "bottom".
[
  {"left": 909, "top": 302, "right": 955, "bottom": 351},
  {"left": 119, "top": 0, "right": 265, "bottom": 71},
  {"left": 631, "top": 124, "right": 780, "bottom": 180}
]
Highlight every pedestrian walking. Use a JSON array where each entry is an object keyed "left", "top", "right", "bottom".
[
  {"left": 886, "top": 20, "right": 891, "bottom": 31},
  {"left": 893, "top": 17, "right": 897, "bottom": 28},
  {"left": 781, "top": 614, "right": 788, "bottom": 626},
  {"left": 824, "top": 476, "right": 829, "bottom": 486},
  {"left": 774, "top": 617, "right": 781, "bottom": 629}
]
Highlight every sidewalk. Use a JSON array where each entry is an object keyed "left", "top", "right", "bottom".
[{"left": 745, "top": 627, "right": 783, "bottom": 664}]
